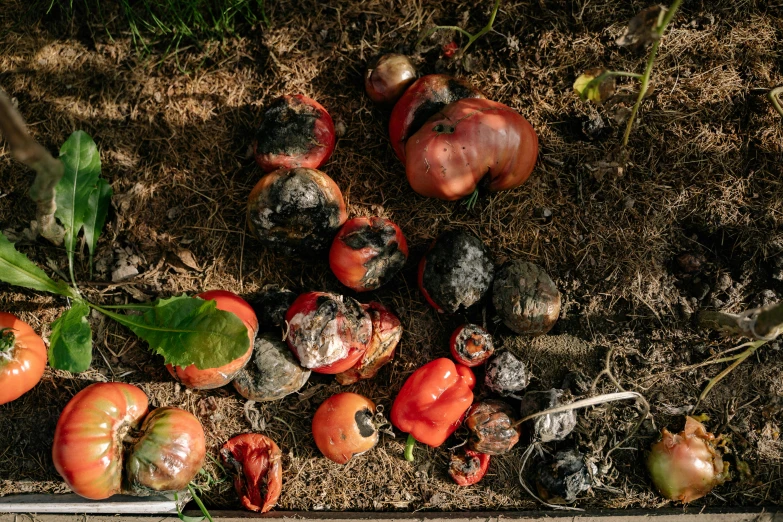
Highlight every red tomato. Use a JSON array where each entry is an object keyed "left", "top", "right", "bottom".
[
  {"left": 449, "top": 450, "right": 490, "bottom": 486},
  {"left": 285, "top": 292, "right": 371, "bottom": 374},
  {"left": 336, "top": 302, "right": 402, "bottom": 385},
  {"left": 449, "top": 324, "right": 494, "bottom": 367},
  {"left": 312, "top": 392, "right": 379, "bottom": 464},
  {"left": 442, "top": 41, "right": 459, "bottom": 58},
  {"left": 52, "top": 382, "right": 150, "bottom": 499},
  {"left": 405, "top": 98, "right": 538, "bottom": 200},
  {"left": 221, "top": 433, "right": 283, "bottom": 513},
  {"left": 0, "top": 312, "right": 46, "bottom": 406},
  {"left": 329, "top": 217, "right": 408, "bottom": 292},
  {"left": 253, "top": 95, "right": 335, "bottom": 172},
  {"left": 53, "top": 383, "right": 206, "bottom": 500},
  {"left": 388, "top": 75, "right": 485, "bottom": 163},
  {"left": 167, "top": 290, "right": 257, "bottom": 389}
]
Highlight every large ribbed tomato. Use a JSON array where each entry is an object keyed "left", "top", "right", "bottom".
[
  {"left": 52, "top": 382, "right": 206, "bottom": 500},
  {"left": 167, "top": 290, "right": 258, "bottom": 389},
  {"left": 0, "top": 312, "right": 46, "bottom": 406},
  {"left": 405, "top": 98, "right": 538, "bottom": 201},
  {"left": 389, "top": 75, "right": 484, "bottom": 163}
]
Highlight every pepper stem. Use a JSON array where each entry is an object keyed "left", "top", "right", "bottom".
[
  {"left": 0, "top": 328, "right": 15, "bottom": 354},
  {"left": 404, "top": 434, "right": 416, "bottom": 462}
]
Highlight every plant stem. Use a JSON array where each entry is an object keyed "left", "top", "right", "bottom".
[
  {"left": 769, "top": 86, "right": 783, "bottom": 118},
  {"left": 404, "top": 433, "right": 416, "bottom": 462},
  {"left": 187, "top": 484, "right": 214, "bottom": 522},
  {"left": 0, "top": 89, "right": 65, "bottom": 244},
  {"left": 694, "top": 340, "right": 766, "bottom": 410},
  {"left": 417, "top": 0, "right": 502, "bottom": 56},
  {"left": 621, "top": 0, "right": 683, "bottom": 147},
  {"left": 699, "top": 301, "right": 783, "bottom": 340}
]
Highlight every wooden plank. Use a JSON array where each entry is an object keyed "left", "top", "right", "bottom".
[{"left": 0, "top": 493, "right": 181, "bottom": 514}]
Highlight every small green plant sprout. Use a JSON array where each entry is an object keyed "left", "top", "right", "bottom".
[
  {"left": 768, "top": 86, "right": 783, "bottom": 118},
  {"left": 417, "top": 0, "right": 502, "bottom": 60},
  {"left": 0, "top": 90, "right": 250, "bottom": 374},
  {"left": 573, "top": 0, "right": 683, "bottom": 147}
]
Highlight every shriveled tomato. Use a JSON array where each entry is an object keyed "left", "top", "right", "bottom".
[
  {"left": 329, "top": 217, "right": 408, "bottom": 292},
  {"left": 389, "top": 74, "right": 485, "bottom": 163},
  {"left": 0, "top": 313, "right": 46, "bottom": 406},
  {"left": 449, "top": 449, "right": 490, "bottom": 486},
  {"left": 405, "top": 98, "right": 538, "bottom": 200},
  {"left": 221, "top": 433, "right": 282, "bottom": 513},
  {"left": 247, "top": 167, "right": 347, "bottom": 254},
  {"left": 53, "top": 383, "right": 206, "bottom": 500},
  {"left": 449, "top": 324, "right": 494, "bottom": 367},
  {"left": 312, "top": 392, "right": 379, "bottom": 464},
  {"left": 336, "top": 302, "right": 403, "bottom": 385},
  {"left": 167, "top": 290, "right": 257, "bottom": 390},
  {"left": 253, "top": 95, "right": 335, "bottom": 172},
  {"left": 285, "top": 292, "right": 371, "bottom": 374}
]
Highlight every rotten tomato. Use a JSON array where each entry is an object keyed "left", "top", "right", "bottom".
[
  {"left": 221, "top": 433, "right": 283, "bottom": 513},
  {"left": 52, "top": 382, "right": 205, "bottom": 500},
  {"left": 253, "top": 94, "right": 335, "bottom": 172},
  {"left": 0, "top": 312, "right": 46, "bottom": 406},
  {"left": 167, "top": 290, "right": 258, "bottom": 390},
  {"left": 285, "top": 291, "right": 372, "bottom": 374},
  {"left": 365, "top": 54, "right": 417, "bottom": 105},
  {"left": 336, "top": 302, "right": 402, "bottom": 385},
  {"left": 449, "top": 449, "right": 490, "bottom": 486},
  {"left": 233, "top": 333, "right": 311, "bottom": 401},
  {"left": 464, "top": 399, "right": 521, "bottom": 455},
  {"left": 418, "top": 229, "right": 494, "bottom": 313},
  {"left": 484, "top": 351, "right": 530, "bottom": 397},
  {"left": 405, "top": 98, "right": 538, "bottom": 201},
  {"left": 536, "top": 449, "right": 594, "bottom": 504},
  {"left": 312, "top": 392, "right": 381, "bottom": 464},
  {"left": 449, "top": 323, "right": 494, "bottom": 367},
  {"left": 329, "top": 216, "right": 408, "bottom": 292},
  {"left": 247, "top": 167, "right": 347, "bottom": 254},
  {"left": 492, "top": 260, "right": 561, "bottom": 336},
  {"left": 389, "top": 74, "right": 485, "bottom": 163}
]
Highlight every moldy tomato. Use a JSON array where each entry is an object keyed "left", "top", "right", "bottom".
[
  {"left": 449, "top": 323, "right": 494, "bottom": 367},
  {"left": 405, "top": 98, "right": 538, "bottom": 201},
  {"left": 389, "top": 74, "right": 484, "bottom": 163},
  {"left": 492, "top": 260, "right": 560, "bottom": 336},
  {"left": 464, "top": 400, "right": 521, "bottom": 455},
  {"left": 167, "top": 290, "right": 258, "bottom": 390},
  {"left": 312, "top": 392, "right": 380, "bottom": 464},
  {"left": 365, "top": 54, "right": 417, "bottom": 105},
  {"left": 0, "top": 312, "right": 46, "bottom": 406},
  {"left": 336, "top": 302, "right": 402, "bottom": 385},
  {"left": 52, "top": 382, "right": 205, "bottom": 500},
  {"left": 285, "top": 292, "right": 371, "bottom": 374},
  {"left": 232, "top": 333, "right": 311, "bottom": 401},
  {"left": 418, "top": 229, "right": 494, "bottom": 313},
  {"left": 253, "top": 94, "right": 335, "bottom": 172},
  {"left": 221, "top": 433, "right": 283, "bottom": 513},
  {"left": 449, "top": 449, "right": 490, "bottom": 486},
  {"left": 329, "top": 217, "right": 408, "bottom": 292},
  {"left": 247, "top": 167, "right": 347, "bottom": 254}
]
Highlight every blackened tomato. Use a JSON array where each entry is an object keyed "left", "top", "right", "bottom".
[{"left": 312, "top": 392, "right": 379, "bottom": 464}]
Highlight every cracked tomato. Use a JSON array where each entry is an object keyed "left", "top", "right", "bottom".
[
  {"left": 0, "top": 313, "right": 46, "bottom": 406},
  {"left": 405, "top": 97, "right": 538, "bottom": 201},
  {"left": 221, "top": 433, "right": 282, "bottom": 513}
]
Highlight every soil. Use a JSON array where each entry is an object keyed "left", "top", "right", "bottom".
[{"left": 1, "top": 0, "right": 783, "bottom": 513}]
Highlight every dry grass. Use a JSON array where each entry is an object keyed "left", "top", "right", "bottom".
[{"left": 1, "top": 0, "right": 783, "bottom": 511}]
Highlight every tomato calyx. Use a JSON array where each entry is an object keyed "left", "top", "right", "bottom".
[{"left": 0, "top": 328, "right": 15, "bottom": 354}]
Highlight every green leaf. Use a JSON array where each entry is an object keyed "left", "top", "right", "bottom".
[
  {"left": 97, "top": 295, "right": 249, "bottom": 370},
  {"left": 0, "top": 232, "right": 75, "bottom": 297},
  {"left": 55, "top": 131, "right": 111, "bottom": 283},
  {"left": 48, "top": 299, "right": 92, "bottom": 372},
  {"left": 83, "top": 177, "right": 113, "bottom": 272}
]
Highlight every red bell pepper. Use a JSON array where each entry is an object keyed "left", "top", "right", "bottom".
[
  {"left": 391, "top": 358, "right": 475, "bottom": 461},
  {"left": 449, "top": 449, "right": 490, "bottom": 486}
]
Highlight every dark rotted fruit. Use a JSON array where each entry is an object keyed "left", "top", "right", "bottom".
[
  {"left": 285, "top": 292, "right": 372, "bottom": 374},
  {"left": 253, "top": 94, "right": 335, "bottom": 172},
  {"left": 492, "top": 260, "right": 560, "bottom": 335},
  {"left": 389, "top": 74, "right": 485, "bottom": 163},
  {"left": 484, "top": 351, "right": 530, "bottom": 396},
  {"left": 336, "top": 302, "right": 403, "bottom": 385},
  {"left": 247, "top": 168, "right": 347, "bottom": 254},
  {"left": 418, "top": 229, "right": 494, "bottom": 313},
  {"left": 232, "top": 334, "right": 311, "bottom": 402},
  {"left": 464, "top": 399, "right": 521, "bottom": 455},
  {"left": 249, "top": 285, "right": 297, "bottom": 330},
  {"left": 519, "top": 389, "right": 577, "bottom": 443},
  {"left": 312, "top": 393, "right": 380, "bottom": 464},
  {"left": 449, "top": 323, "right": 494, "bottom": 367},
  {"left": 365, "top": 54, "right": 417, "bottom": 105},
  {"left": 536, "top": 449, "right": 593, "bottom": 504},
  {"left": 221, "top": 433, "right": 282, "bottom": 513},
  {"left": 449, "top": 449, "right": 490, "bottom": 486},
  {"left": 329, "top": 217, "right": 408, "bottom": 292}
]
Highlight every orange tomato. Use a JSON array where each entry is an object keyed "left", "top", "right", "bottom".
[
  {"left": 0, "top": 312, "right": 46, "bottom": 406},
  {"left": 312, "top": 392, "right": 379, "bottom": 464}
]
